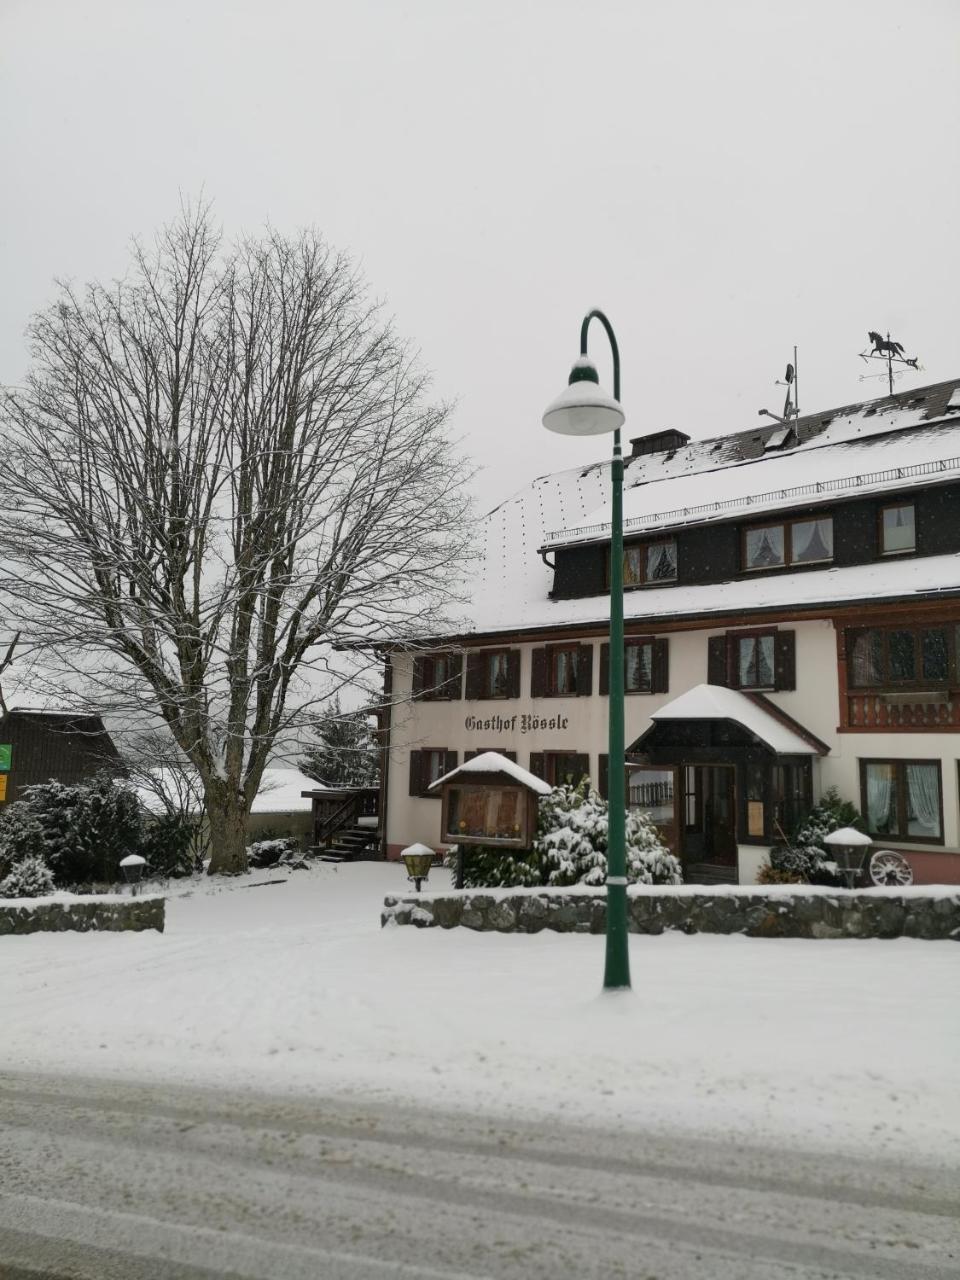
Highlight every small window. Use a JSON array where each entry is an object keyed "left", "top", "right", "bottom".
[
  {"left": 413, "top": 652, "right": 462, "bottom": 700},
  {"left": 549, "top": 645, "right": 580, "bottom": 696},
  {"left": 861, "top": 759, "right": 942, "bottom": 843},
  {"left": 880, "top": 503, "right": 915, "bottom": 555},
  {"left": 743, "top": 516, "right": 833, "bottom": 571},
  {"left": 615, "top": 539, "right": 677, "bottom": 588},
  {"left": 465, "top": 649, "right": 520, "bottom": 700},
  {"left": 542, "top": 752, "right": 589, "bottom": 787},
  {"left": 625, "top": 641, "right": 653, "bottom": 693},
  {"left": 409, "top": 748, "right": 456, "bottom": 798},
  {"left": 737, "top": 633, "right": 775, "bottom": 690}
]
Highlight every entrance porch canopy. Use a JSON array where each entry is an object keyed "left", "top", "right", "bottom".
[{"left": 634, "top": 684, "right": 827, "bottom": 756}]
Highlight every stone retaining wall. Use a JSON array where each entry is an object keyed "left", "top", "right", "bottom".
[
  {"left": 0, "top": 895, "right": 165, "bottom": 935},
  {"left": 382, "top": 888, "right": 960, "bottom": 940}
]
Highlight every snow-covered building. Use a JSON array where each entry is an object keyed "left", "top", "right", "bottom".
[{"left": 381, "top": 376, "right": 960, "bottom": 885}]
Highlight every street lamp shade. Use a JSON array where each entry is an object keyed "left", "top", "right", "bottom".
[{"left": 542, "top": 357, "right": 625, "bottom": 437}]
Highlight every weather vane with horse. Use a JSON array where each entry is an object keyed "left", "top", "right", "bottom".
[{"left": 859, "top": 331, "right": 921, "bottom": 394}]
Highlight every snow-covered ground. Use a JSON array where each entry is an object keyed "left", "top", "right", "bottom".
[{"left": 2, "top": 863, "right": 958, "bottom": 1163}]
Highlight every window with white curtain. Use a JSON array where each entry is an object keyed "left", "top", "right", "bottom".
[
  {"left": 860, "top": 759, "right": 942, "bottom": 843},
  {"left": 743, "top": 516, "right": 834, "bottom": 570}
]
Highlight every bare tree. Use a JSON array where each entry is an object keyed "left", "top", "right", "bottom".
[{"left": 0, "top": 208, "right": 472, "bottom": 873}]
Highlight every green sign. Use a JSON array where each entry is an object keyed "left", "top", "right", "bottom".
[{"left": 0, "top": 745, "right": 11, "bottom": 772}]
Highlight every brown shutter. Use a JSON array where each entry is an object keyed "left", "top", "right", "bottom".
[
  {"left": 464, "top": 750, "right": 477, "bottom": 762},
  {"left": 531, "top": 648, "right": 547, "bottom": 698},
  {"left": 411, "top": 656, "right": 426, "bottom": 698},
  {"left": 465, "top": 652, "right": 483, "bottom": 700},
  {"left": 408, "top": 750, "right": 423, "bottom": 796},
  {"left": 598, "top": 753, "right": 609, "bottom": 800},
  {"left": 507, "top": 650, "right": 521, "bottom": 698},
  {"left": 576, "top": 644, "right": 593, "bottom": 696},
  {"left": 446, "top": 653, "right": 463, "bottom": 700},
  {"left": 444, "top": 750, "right": 458, "bottom": 774},
  {"left": 529, "top": 752, "right": 545, "bottom": 780},
  {"left": 599, "top": 643, "right": 610, "bottom": 696},
  {"left": 774, "top": 630, "right": 796, "bottom": 691},
  {"left": 573, "top": 753, "right": 590, "bottom": 785},
  {"left": 707, "top": 635, "right": 729, "bottom": 686},
  {"left": 651, "top": 638, "right": 669, "bottom": 693},
  {"left": 503, "top": 750, "right": 518, "bottom": 763}
]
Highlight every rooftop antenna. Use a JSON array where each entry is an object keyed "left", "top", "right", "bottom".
[
  {"left": 758, "top": 346, "right": 799, "bottom": 424},
  {"left": 858, "top": 331, "right": 922, "bottom": 395}
]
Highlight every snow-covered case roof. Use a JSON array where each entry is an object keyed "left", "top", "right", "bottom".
[
  {"left": 428, "top": 751, "right": 553, "bottom": 795},
  {"left": 458, "top": 376, "right": 960, "bottom": 638},
  {"left": 649, "top": 685, "right": 822, "bottom": 755}
]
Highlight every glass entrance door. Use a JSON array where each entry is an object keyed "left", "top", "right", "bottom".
[{"left": 682, "top": 765, "right": 737, "bottom": 868}]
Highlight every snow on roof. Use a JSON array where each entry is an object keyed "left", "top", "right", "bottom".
[
  {"left": 136, "top": 766, "right": 324, "bottom": 816},
  {"left": 546, "top": 411, "right": 960, "bottom": 548},
  {"left": 456, "top": 376, "right": 960, "bottom": 638},
  {"left": 252, "top": 768, "right": 328, "bottom": 814},
  {"left": 649, "top": 684, "right": 820, "bottom": 755},
  {"left": 428, "top": 751, "right": 553, "bottom": 795}
]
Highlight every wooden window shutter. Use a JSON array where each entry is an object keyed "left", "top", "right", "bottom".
[
  {"left": 707, "top": 635, "right": 729, "bottom": 686},
  {"left": 531, "top": 648, "right": 547, "bottom": 698},
  {"left": 465, "top": 653, "right": 483, "bottom": 700},
  {"left": 774, "top": 630, "right": 796, "bottom": 691},
  {"left": 446, "top": 654, "right": 463, "bottom": 700},
  {"left": 598, "top": 753, "right": 609, "bottom": 800},
  {"left": 411, "top": 656, "right": 426, "bottom": 698},
  {"left": 651, "top": 638, "right": 669, "bottom": 693},
  {"left": 599, "top": 643, "right": 610, "bottom": 696},
  {"left": 444, "top": 750, "right": 458, "bottom": 774},
  {"left": 573, "top": 753, "right": 590, "bottom": 784},
  {"left": 503, "top": 750, "right": 518, "bottom": 763},
  {"left": 576, "top": 644, "right": 593, "bottom": 696},
  {"left": 408, "top": 750, "right": 423, "bottom": 796},
  {"left": 529, "top": 752, "right": 545, "bottom": 780},
  {"left": 507, "top": 650, "right": 521, "bottom": 698}
]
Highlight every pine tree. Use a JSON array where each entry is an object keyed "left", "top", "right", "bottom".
[{"left": 299, "top": 695, "right": 379, "bottom": 788}]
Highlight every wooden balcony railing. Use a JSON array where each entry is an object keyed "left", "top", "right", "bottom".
[{"left": 845, "top": 690, "right": 960, "bottom": 729}]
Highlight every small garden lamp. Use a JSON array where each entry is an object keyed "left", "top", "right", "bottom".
[
  {"left": 119, "top": 853, "right": 147, "bottom": 896},
  {"left": 543, "top": 310, "right": 631, "bottom": 992},
  {"left": 401, "top": 842, "right": 435, "bottom": 893},
  {"left": 823, "top": 827, "right": 872, "bottom": 890}
]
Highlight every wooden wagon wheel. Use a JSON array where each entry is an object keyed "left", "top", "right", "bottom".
[{"left": 868, "top": 849, "right": 913, "bottom": 887}]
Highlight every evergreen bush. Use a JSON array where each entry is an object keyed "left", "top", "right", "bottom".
[
  {"left": 141, "top": 811, "right": 200, "bottom": 878},
  {"left": 453, "top": 780, "right": 682, "bottom": 889},
  {"left": 763, "top": 787, "right": 865, "bottom": 887},
  {"left": 0, "top": 853, "right": 56, "bottom": 898},
  {"left": 0, "top": 774, "right": 144, "bottom": 888}
]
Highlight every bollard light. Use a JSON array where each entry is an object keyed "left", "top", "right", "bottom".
[
  {"left": 119, "top": 853, "right": 147, "bottom": 896},
  {"left": 400, "top": 843, "right": 435, "bottom": 893}
]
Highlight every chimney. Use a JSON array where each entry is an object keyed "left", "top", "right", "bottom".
[{"left": 629, "top": 429, "right": 691, "bottom": 458}]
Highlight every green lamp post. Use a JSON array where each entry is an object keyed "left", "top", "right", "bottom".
[{"left": 543, "top": 309, "right": 631, "bottom": 991}]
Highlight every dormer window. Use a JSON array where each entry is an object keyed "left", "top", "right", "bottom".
[
  {"left": 743, "top": 516, "right": 833, "bottom": 571},
  {"left": 610, "top": 538, "right": 678, "bottom": 588}
]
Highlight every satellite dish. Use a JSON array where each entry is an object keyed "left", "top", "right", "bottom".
[{"left": 784, "top": 363, "right": 795, "bottom": 384}]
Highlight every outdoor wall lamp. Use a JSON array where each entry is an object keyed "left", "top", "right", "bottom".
[{"left": 543, "top": 310, "right": 631, "bottom": 992}]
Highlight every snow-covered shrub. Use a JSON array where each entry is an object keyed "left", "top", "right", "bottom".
[
  {"left": 141, "top": 811, "right": 199, "bottom": 878},
  {"left": 450, "top": 845, "right": 541, "bottom": 889},
  {"left": 756, "top": 863, "right": 805, "bottom": 886},
  {"left": 0, "top": 853, "right": 56, "bottom": 898},
  {"left": 762, "top": 787, "right": 864, "bottom": 887},
  {"left": 536, "top": 781, "right": 682, "bottom": 887},
  {"left": 0, "top": 774, "right": 144, "bottom": 888},
  {"left": 247, "top": 837, "right": 301, "bottom": 869}
]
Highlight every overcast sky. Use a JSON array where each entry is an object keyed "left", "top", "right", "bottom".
[{"left": 2, "top": 0, "right": 957, "bottom": 513}]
